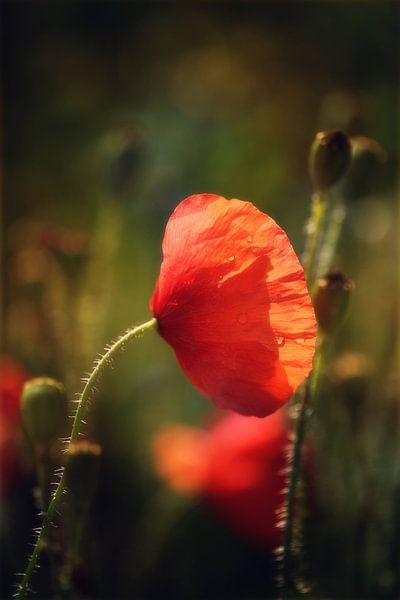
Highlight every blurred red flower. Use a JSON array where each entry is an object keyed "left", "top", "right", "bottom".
[
  {"left": 152, "top": 409, "right": 289, "bottom": 548},
  {"left": 0, "top": 356, "right": 29, "bottom": 497},
  {"left": 151, "top": 194, "right": 316, "bottom": 417}
]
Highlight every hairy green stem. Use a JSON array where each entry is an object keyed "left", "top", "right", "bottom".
[
  {"left": 35, "top": 450, "right": 63, "bottom": 599},
  {"left": 281, "top": 346, "right": 324, "bottom": 596},
  {"left": 15, "top": 318, "right": 157, "bottom": 600},
  {"left": 280, "top": 185, "right": 333, "bottom": 595}
]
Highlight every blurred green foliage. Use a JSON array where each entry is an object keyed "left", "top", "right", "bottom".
[{"left": 1, "top": 2, "right": 398, "bottom": 599}]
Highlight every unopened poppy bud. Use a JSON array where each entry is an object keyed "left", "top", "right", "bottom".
[
  {"left": 309, "top": 130, "right": 351, "bottom": 191},
  {"left": 65, "top": 440, "right": 101, "bottom": 512},
  {"left": 21, "top": 378, "right": 67, "bottom": 448},
  {"left": 343, "top": 136, "right": 386, "bottom": 200},
  {"left": 313, "top": 270, "right": 354, "bottom": 334}
]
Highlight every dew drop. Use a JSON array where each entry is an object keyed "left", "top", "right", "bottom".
[
  {"left": 277, "top": 336, "right": 286, "bottom": 347},
  {"left": 251, "top": 247, "right": 260, "bottom": 254},
  {"left": 238, "top": 312, "right": 247, "bottom": 324},
  {"left": 246, "top": 234, "right": 253, "bottom": 243},
  {"left": 227, "top": 255, "right": 236, "bottom": 263}
]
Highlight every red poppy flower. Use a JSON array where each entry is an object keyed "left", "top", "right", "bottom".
[
  {"left": 150, "top": 194, "right": 316, "bottom": 417},
  {"left": 152, "top": 409, "right": 290, "bottom": 548},
  {"left": 0, "top": 356, "right": 29, "bottom": 497}
]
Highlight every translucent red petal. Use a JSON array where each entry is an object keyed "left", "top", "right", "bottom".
[{"left": 150, "top": 194, "right": 317, "bottom": 417}]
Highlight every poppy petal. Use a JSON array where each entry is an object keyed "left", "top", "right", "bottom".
[
  {"left": 205, "top": 410, "right": 289, "bottom": 547},
  {"left": 150, "top": 194, "right": 316, "bottom": 417},
  {"left": 151, "top": 425, "right": 209, "bottom": 493},
  {"left": 151, "top": 409, "right": 292, "bottom": 548}
]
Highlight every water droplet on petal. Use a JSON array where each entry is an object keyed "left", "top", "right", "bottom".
[
  {"left": 238, "top": 313, "right": 247, "bottom": 324},
  {"left": 246, "top": 235, "right": 253, "bottom": 243},
  {"left": 227, "top": 255, "right": 236, "bottom": 263},
  {"left": 251, "top": 247, "right": 260, "bottom": 255},
  {"left": 277, "top": 336, "right": 286, "bottom": 347}
]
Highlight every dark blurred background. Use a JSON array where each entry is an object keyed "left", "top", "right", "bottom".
[{"left": 1, "top": 2, "right": 399, "bottom": 599}]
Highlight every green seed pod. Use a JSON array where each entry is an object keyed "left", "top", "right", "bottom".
[
  {"left": 65, "top": 440, "right": 102, "bottom": 513},
  {"left": 309, "top": 130, "right": 352, "bottom": 191},
  {"left": 313, "top": 270, "right": 354, "bottom": 334},
  {"left": 21, "top": 378, "right": 68, "bottom": 448}
]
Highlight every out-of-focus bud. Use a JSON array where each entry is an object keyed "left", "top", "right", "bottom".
[
  {"left": 309, "top": 130, "right": 351, "bottom": 191},
  {"left": 102, "top": 126, "right": 146, "bottom": 198},
  {"left": 313, "top": 270, "right": 354, "bottom": 334},
  {"left": 21, "top": 378, "right": 67, "bottom": 448},
  {"left": 65, "top": 440, "right": 101, "bottom": 513},
  {"left": 343, "top": 136, "right": 387, "bottom": 200}
]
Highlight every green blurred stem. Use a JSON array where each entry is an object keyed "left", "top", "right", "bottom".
[
  {"left": 71, "top": 516, "right": 85, "bottom": 565},
  {"left": 303, "top": 192, "right": 327, "bottom": 285},
  {"left": 76, "top": 204, "right": 123, "bottom": 372},
  {"left": 35, "top": 451, "right": 51, "bottom": 511},
  {"left": 16, "top": 318, "right": 157, "bottom": 600},
  {"left": 316, "top": 198, "right": 346, "bottom": 278},
  {"left": 281, "top": 344, "right": 324, "bottom": 596},
  {"left": 281, "top": 184, "right": 341, "bottom": 594},
  {"left": 60, "top": 510, "right": 86, "bottom": 595}
]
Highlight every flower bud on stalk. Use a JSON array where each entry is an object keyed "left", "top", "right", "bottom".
[
  {"left": 21, "top": 378, "right": 68, "bottom": 449},
  {"left": 309, "top": 130, "right": 352, "bottom": 191},
  {"left": 65, "top": 440, "right": 101, "bottom": 514},
  {"left": 313, "top": 270, "right": 354, "bottom": 335}
]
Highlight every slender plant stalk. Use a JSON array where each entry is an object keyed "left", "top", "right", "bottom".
[
  {"left": 15, "top": 318, "right": 157, "bottom": 600},
  {"left": 281, "top": 348, "right": 324, "bottom": 594},
  {"left": 36, "top": 452, "right": 50, "bottom": 511},
  {"left": 34, "top": 450, "right": 63, "bottom": 599},
  {"left": 281, "top": 186, "right": 334, "bottom": 596},
  {"left": 60, "top": 510, "right": 86, "bottom": 594},
  {"left": 317, "top": 198, "right": 346, "bottom": 278},
  {"left": 302, "top": 191, "right": 328, "bottom": 285}
]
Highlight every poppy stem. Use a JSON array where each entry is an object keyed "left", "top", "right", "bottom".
[
  {"left": 281, "top": 344, "right": 323, "bottom": 597},
  {"left": 15, "top": 318, "right": 157, "bottom": 600},
  {"left": 303, "top": 191, "right": 328, "bottom": 285},
  {"left": 34, "top": 449, "right": 62, "bottom": 599},
  {"left": 316, "top": 196, "right": 346, "bottom": 278}
]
